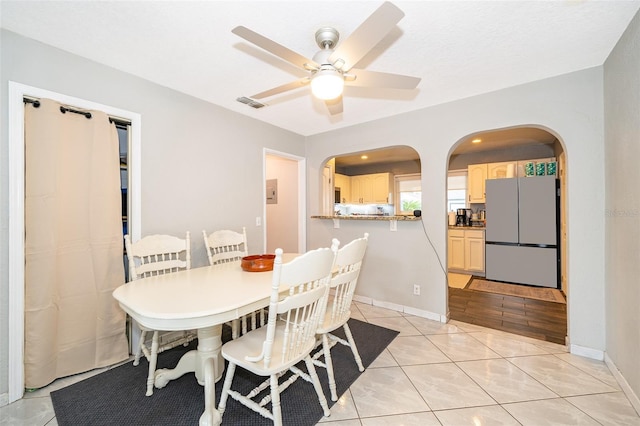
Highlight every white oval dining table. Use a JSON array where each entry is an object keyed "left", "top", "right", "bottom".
[{"left": 112, "top": 254, "right": 298, "bottom": 426}]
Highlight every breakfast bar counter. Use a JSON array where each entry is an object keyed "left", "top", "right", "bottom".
[{"left": 311, "top": 215, "right": 421, "bottom": 221}]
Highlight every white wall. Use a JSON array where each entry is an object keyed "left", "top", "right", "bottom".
[
  {"left": 0, "top": 30, "right": 305, "bottom": 397},
  {"left": 604, "top": 9, "right": 640, "bottom": 402},
  {"left": 306, "top": 68, "right": 606, "bottom": 355}
]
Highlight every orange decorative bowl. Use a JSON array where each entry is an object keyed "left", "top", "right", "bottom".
[{"left": 241, "top": 254, "right": 276, "bottom": 272}]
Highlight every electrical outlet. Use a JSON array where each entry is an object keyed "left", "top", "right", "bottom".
[
  {"left": 256, "top": 216, "right": 261, "bottom": 226},
  {"left": 413, "top": 284, "right": 421, "bottom": 295}
]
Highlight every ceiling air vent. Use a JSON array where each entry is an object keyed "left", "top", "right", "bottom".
[{"left": 236, "top": 97, "right": 266, "bottom": 109}]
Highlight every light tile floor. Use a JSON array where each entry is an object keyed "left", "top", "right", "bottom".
[{"left": 2, "top": 302, "right": 639, "bottom": 425}]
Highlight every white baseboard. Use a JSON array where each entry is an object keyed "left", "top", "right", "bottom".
[
  {"left": 352, "top": 294, "right": 373, "bottom": 305},
  {"left": 1, "top": 392, "right": 8, "bottom": 407},
  {"left": 570, "top": 344, "right": 605, "bottom": 361},
  {"left": 372, "top": 299, "right": 404, "bottom": 313},
  {"left": 352, "top": 295, "right": 446, "bottom": 323},
  {"left": 605, "top": 353, "right": 640, "bottom": 415},
  {"left": 404, "top": 305, "right": 446, "bottom": 322}
]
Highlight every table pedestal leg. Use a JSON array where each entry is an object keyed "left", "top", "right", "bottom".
[
  {"left": 154, "top": 324, "right": 224, "bottom": 389},
  {"left": 195, "top": 325, "right": 223, "bottom": 384}
]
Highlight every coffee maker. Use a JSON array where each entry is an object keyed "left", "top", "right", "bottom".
[{"left": 456, "top": 208, "right": 471, "bottom": 226}]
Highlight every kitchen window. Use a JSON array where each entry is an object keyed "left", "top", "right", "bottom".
[
  {"left": 447, "top": 170, "right": 467, "bottom": 211},
  {"left": 395, "top": 174, "right": 422, "bottom": 215}
]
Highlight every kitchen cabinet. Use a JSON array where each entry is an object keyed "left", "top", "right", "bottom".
[
  {"left": 467, "top": 164, "right": 487, "bottom": 203},
  {"left": 469, "top": 159, "right": 546, "bottom": 202},
  {"left": 334, "top": 173, "right": 351, "bottom": 203},
  {"left": 448, "top": 228, "right": 485, "bottom": 274},
  {"left": 351, "top": 173, "right": 393, "bottom": 204},
  {"left": 351, "top": 175, "right": 365, "bottom": 203},
  {"left": 487, "top": 161, "right": 517, "bottom": 179},
  {"left": 447, "top": 229, "right": 466, "bottom": 270},
  {"left": 464, "top": 229, "right": 485, "bottom": 273},
  {"left": 371, "top": 173, "right": 393, "bottom": 203}
]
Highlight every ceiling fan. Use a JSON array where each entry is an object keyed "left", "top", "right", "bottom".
[{"left": 232, "top": 1, "right": 421, "bottom": 115}]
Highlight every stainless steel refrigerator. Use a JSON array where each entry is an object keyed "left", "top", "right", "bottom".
[{"left": 485, "top": 176, "right": 559, "bottom": 288}]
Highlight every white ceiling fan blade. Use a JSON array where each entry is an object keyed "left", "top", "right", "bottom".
[
  {"left": 251, "top": 77, "right": 310, "bottom": 99},
  {"left": 328, "top": 2, "right": 404, "bottom": 72},
  {"left": 325, "top": 96, "right": 343, "bottom": 115},
  {"left": 232, "top": 26, "right": 318, "bottom": 70},
  {"left": 346, "top": 68, "right": 421, "bottom": 90}
]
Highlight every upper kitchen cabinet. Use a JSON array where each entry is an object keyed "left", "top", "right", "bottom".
[
  {"left": 487, "top": 161, "right": 517, "bottom": 179},
  {"left": 350, "top": 175, "right": 364, "bottom": 203},
  {"left": 351, "top": 173, "right": 394, "bottom": 204},
  {"left": 468, "top": 164, "right": 487, "bottom": 203},
  {"left": 334, "top": 173, "right": 351, "bottom": 204}
]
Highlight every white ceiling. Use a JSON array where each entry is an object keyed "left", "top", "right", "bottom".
[{"left": 2, "top": 1, "right": 638, "bottom": 137}]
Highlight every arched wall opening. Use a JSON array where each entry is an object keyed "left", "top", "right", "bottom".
[
  {"left": 320, "top": 145, "right": 422, "bottom": 217},
  {"left": 445, "top": 124, "right": 568, "bottom": 344}
]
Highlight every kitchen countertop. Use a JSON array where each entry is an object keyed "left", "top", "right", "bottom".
[
  {"left": 448, "top": 225, "right": 486, "bottom": 230},
  {"left": 312, "top": 215, "right": 421, "bottom": 221}
]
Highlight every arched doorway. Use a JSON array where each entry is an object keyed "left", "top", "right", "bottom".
[{"left": 445, "top": 126, "right": 568, "bottom": 345}]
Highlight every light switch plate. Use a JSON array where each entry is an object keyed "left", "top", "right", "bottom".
[{"left": 390, "top": 220, "right": 397, "bottom": 231}]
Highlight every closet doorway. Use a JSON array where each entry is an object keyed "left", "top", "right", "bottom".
[{"left": 7, "top": 82, "right": 141, "bottom": 403}]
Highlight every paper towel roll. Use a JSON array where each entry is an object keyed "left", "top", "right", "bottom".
[
  {"left": 448, "top": 211, "right": 456, "bottom": 226},
  {"left": 506, "top": 163, "right": 515, "bottom": 178}
]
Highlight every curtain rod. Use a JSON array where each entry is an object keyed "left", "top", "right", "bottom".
[
  {"left": 60, "top": 105, "right": 92, "bottom": 119},
  {"left": 23, "top": 96, "right": 131, "bottom": 127}
]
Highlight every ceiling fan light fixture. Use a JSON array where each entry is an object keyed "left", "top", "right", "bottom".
[
  {"left": 311, "top": 68, "right": 344, "bottom": 100},
  {"left": 233, "top": 2, "right": 416, "bottom": 115}
]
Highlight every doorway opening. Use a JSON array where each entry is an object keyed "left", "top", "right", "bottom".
[
  {"left": 7, "top": 82, "right": 141, "bottom": 403},
  {"left": 264, "top": 149, "right": 306, "bottom": 254},
  {"left": 445, "top": 126, "right": 568, "bottom": 344}
]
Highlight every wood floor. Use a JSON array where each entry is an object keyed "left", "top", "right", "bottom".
[{"left": 448, "top": 284, "right": 567, "bottom": 345}]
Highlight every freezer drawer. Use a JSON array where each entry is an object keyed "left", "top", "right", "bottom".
[{"left": 485, "top": 244, "right": 558, "bottom": 288}]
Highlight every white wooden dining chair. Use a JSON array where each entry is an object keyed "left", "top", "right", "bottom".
[
  {"left": 313, "top": 232, "right": 369, "bottom": 401},
  {"left": 124, "top": 232, "right": 196, "bottom": 396},
  {"left": 218, "top": 240, "right": 340, "bottom": 426},
  {"left": 202, "top": 227, "right": 248, "bottom": 266},
  {"left": 202, "top": 227, "right": 265, "bottom": 339}
]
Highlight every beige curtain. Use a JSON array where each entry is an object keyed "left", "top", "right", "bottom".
[{"left": 24, "top": 98, "right": 128, "bottom": 389}]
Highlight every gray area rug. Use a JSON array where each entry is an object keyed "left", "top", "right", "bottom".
[{"left": 51, "top": 318, "right": 398, "bottom": 425}]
